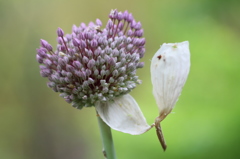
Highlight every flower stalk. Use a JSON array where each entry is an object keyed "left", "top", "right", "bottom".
[
  {"left": 155, "top": 116, "right": 167, "bottom": 151},
  {"left": 97, "top": 111, "right": 117, "bottom": 159}
]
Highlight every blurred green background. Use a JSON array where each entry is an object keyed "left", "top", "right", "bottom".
[{"left": 1, "top": 0, "right": 240, "bottom": 158}]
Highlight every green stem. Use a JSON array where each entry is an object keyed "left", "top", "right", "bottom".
[{"left": 97, "top": 112, "right": 117, "bottom": 159}]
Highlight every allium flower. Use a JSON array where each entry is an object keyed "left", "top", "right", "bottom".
[
  {"left": 36, "top": 9, "right": 151, "bottom": 135},
  {"left": 36, "top": 8, "right": 191, "bottom": 154}
]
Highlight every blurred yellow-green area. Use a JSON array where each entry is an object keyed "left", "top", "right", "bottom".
[{"left": 1, "top": 0, "right": 240, "bottom": 158}]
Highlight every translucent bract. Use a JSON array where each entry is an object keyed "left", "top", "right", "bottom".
[{"left": 151, "top": 41, "right": 190, "bottom": 121}]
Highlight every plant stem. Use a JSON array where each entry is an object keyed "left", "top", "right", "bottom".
[{"left": 97, "top": 112, "right": 117, "bottom": 159}]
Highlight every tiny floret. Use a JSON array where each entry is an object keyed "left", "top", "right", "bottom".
[{"left": 57, "top": 27, "right": 64, "bottom": 37}]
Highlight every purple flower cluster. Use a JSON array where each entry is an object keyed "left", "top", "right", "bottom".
[{"left": 36, "top": 9, "right": 146, "bottom": 109}]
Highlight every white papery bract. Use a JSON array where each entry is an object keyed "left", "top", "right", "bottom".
[
  {"left": 151, "top": 41, "right": 190, "bottom": 121},
  {"left": 96, "top": 94, "right": 152, "bottom": 135}
]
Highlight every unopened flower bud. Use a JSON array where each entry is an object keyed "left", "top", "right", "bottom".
[
  {"left": 40, "top": 39, "right": 53, "bottom": 51},
  {"left": 96, "top": 19, "right": 102, "bottom": 26},
  {"left": 57, "top": 27, "right": 64, "bottom": 37}
]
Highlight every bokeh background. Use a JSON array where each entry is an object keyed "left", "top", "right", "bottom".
[{"left": 1, "top": 0, "right": 240, "bottom": 158}]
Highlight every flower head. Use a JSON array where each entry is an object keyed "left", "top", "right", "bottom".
[
  {"left": 36, "top": 9, "right": 151, "bottom": 135},
  {"left": 36, "top": 9, "right": 145, "bottom": 110}
]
